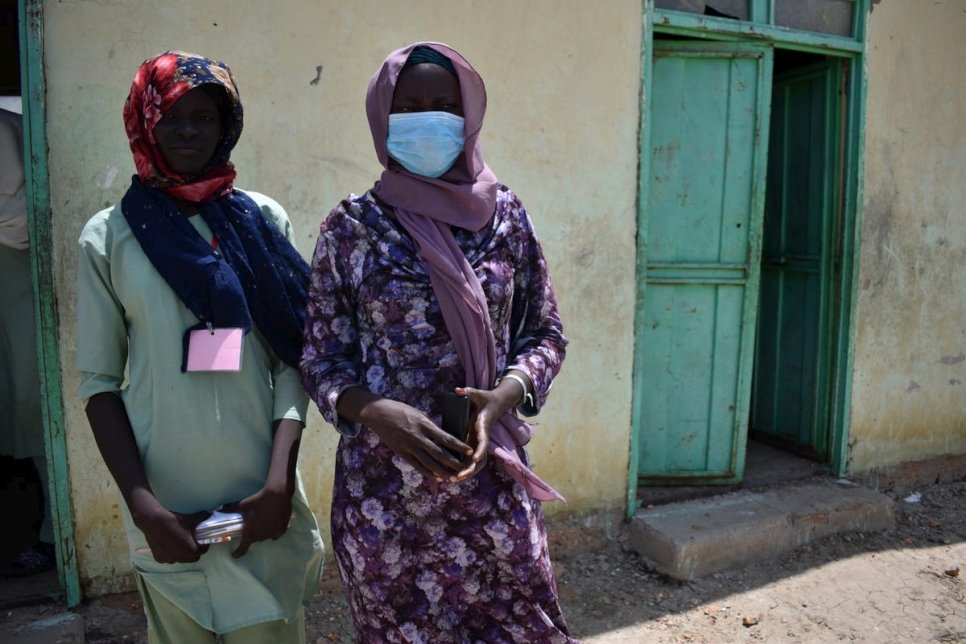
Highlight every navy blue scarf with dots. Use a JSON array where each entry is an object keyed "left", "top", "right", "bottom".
[{"left": 122, "top": 177, "right": 309, "bottom": 369}]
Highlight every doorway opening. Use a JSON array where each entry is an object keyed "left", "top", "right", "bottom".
[
  {"left": 0, "top": 0, "right": 69, "bottom": 607},
  {"left": 749, "top": 48, "right": 846, "bottom": 471}
]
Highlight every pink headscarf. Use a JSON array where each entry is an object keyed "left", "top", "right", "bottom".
[
  {"left": 366, "top": 42, "right": 499, "bottom": 229},
  {"left": 366, "top": 42, "right": 564, "bottom": 502}
]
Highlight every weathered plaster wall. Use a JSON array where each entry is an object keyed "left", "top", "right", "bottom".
[
  {"left": 43, "top": 1, "right": 642, "bottom": 594},
  {"left": 850, "top": 0, "right": 966, "bottom": 473}
]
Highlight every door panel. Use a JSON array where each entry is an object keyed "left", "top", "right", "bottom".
[
  {"left": 637, "top": 42, "right": 773, "bottom": 483},
  {"left": 752, "top": 61, "right": 840, "bottom": 459}
]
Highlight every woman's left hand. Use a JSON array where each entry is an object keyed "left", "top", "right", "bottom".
[
  {"left": 224, "top": 482, "right": 293, "bottom": 558},
  {"left": 224, "top": 418, "right": 302, "bottom": 557},
  {"left": 453, "top": 379, "right": 524, "bottom": 481}
]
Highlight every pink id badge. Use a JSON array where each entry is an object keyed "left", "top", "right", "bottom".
[{"left": 186, "top": 327, "right": 244, "bottom": 372}]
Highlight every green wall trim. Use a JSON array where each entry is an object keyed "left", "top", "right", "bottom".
[
  {"left": 627, "top": 8, "right": 653, "bottom": 519},
  {"left": 829, "top": 4, "right": 870, "bottom": 477},
  {"left": 19, "top": 0, "right": 81, "bottom": 607},
  {"left": 653, "top": 9, "right": 863, "bottom": 56},
  {"left": 749, "top": 0, "right": 773, "bottom": 25}
]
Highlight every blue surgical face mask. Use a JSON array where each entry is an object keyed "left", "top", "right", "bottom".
[{"left": 386, "top": 111, "right": 465, "bottom": 179}]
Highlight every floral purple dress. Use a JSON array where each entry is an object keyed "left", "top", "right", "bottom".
[{"left": 301, "top": 187, "right": 574, "bottom": 642}]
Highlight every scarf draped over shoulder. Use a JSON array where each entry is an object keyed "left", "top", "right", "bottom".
[
  {"left": 366, "top": 42, "right": 564, "bottom": 502},
  {"left": 120, "top": 51, "right": 309, "bottom": 368}
]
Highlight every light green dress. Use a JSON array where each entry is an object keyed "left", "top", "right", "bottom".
[
  {"left": 75, "top": 191, "right": 323, "bottom": 634},
  {"left": 0, "top": 108, "right": 44, "bottom": 460}
]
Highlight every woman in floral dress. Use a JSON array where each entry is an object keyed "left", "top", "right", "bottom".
[{"left": 300, "top": 42, "right": 575, "bottom": 642}]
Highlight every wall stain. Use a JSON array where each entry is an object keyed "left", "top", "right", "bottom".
[
  {"left": 939, "top": 353, "right": 965, "bottom": 365},
  {"left": 309, "top": 64, "right": 323, "bottom": 86},
  {"left": 906, "top": 380, "right": 921, "bottom": 392}
]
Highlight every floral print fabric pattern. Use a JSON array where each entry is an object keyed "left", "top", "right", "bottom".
[
  {"left": 301, "top": 187, "right": 574, "bottom": 642},
  {"left": 122, "top": 51, "right": 242, "bottom": 203}
]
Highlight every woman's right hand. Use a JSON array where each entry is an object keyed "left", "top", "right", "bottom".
[
  {"left": 85, "top": 393, "right": 209, "bottom": 564},
  {"left": 131, "top": 495, "right": 210, "bottom": 564},
  {"left": 356, "top": 396, "right": 472, "bottom": 481}
]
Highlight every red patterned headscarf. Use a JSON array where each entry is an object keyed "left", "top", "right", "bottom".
[{"left": 122, "top": 51, "right": 243, "bottom": 203}]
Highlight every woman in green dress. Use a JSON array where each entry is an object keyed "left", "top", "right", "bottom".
[{"left": 75, "top": 51, "right": 322, "bottom": 643}]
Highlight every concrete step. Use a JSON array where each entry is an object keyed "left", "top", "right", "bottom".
[{"left": 626, "top": 479, "right": 895, "bottom": 581}]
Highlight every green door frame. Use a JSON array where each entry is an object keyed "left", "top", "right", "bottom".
[
  {"left": 19, "top": 0, "right": 81, "bottom": 606},
  {"left": 629, "top": 0, "right": 870, "bottom": 516}
]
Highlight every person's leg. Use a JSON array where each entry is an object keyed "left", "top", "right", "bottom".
[
  {"left": 32, "top": 455, "right": 53, "bottom": 544},
  {"left": 0, "top": 245, "right": 49, "bottom": 574},
  {"left": 0, "top": 457, "right": 54, "bottom": 576},
  {"left": 221, "top": 607, "right": 305, "bottom": 644},
  {"left": 135, "top": 572, "right": 216, "bottom": 644}
]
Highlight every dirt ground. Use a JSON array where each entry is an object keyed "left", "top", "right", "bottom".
[{"left": 2, "top": 478, "right": 964, "bottom": 643}]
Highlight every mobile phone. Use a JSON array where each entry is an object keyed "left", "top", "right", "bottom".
[
  {"left": 441, "top": 392, "right": 471, "bottom": 442},
  {"left": 194, "top": 510, "right": 245, "bottom": 545}
]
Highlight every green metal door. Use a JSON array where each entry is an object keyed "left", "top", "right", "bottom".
[
  {"left": 636, "top": 41, "right": 773, "bottom": 484},
  {"left": 752, "top": 61, "right": 842, "bottom": 459}
]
